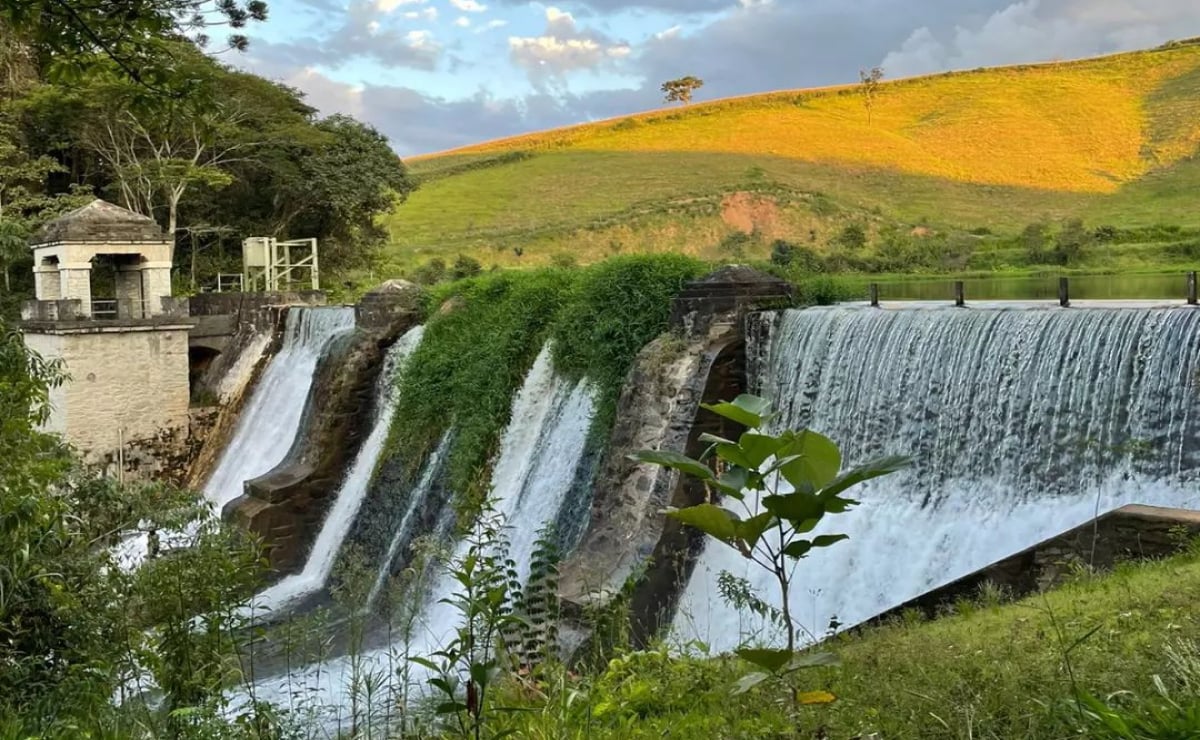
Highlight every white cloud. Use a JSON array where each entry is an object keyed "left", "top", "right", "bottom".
[
  {"left": 508, "top": 5, "right": 632, "bottom": 79},
  {"left": 376, "top": 0, "right": 425, "bottom": 12},
  {"left": 404, "top": 6, "right": 438, "bottom": 20},
  {"left": 455, "top": 15, "right": 471, "bottom": 27},
  {"left": 450, "top": 0, "right": 487, "bottom": 12},
  {"left": 479, "top": 18, "right": 508, "bottom": 31}
]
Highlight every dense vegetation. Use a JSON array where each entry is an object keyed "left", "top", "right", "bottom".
[
  {"left": 388, "top": 254, "right": 705, "bottom": 505},
  {"left": 381, "top": 42, "right": 1200, "bottom": 280},
  {"left": 0, "top": 16, "right": 412, "bottom": 317}
]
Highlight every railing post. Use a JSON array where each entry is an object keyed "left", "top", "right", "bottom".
[
  {"left": 1189, "top": 272, "right": 1197, "bottom": 306},
  {"left": 954, "top": 280, "right": 965, "bottom": 307},
  {"left": 869, "top": 283, "right": 880, "bottom": 308},
  {"left": 1058, "top": 277, "right": 1070, "bottom": 308}
]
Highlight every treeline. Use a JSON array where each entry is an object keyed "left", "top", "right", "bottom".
[
  {"left": 752, "top": 220, "right": 1200, "bottom": 275},
  {"left": 0, "top": 24, "right": 413, "bottom": 308}
]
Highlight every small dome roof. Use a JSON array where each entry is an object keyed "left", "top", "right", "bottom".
[{"left": 31, "top": 199, "right": 165, "bottom": 246}]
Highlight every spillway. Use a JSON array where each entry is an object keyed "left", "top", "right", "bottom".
[
  {"left": 205, "top": 306, "right": 355, "bottom": 512},
  {"left": 247, "top": 344, "right": 597, "bottom": 725},
  {"left": 251, "top": 325, "right": 425, "bottom": 616},
  {"left": 674, "top": 305, "right": 1200, "bottom": 652}
]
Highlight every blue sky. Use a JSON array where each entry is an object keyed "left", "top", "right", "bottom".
[{"left": 233, "top": 0, "right": 1200, "bottom": 156}]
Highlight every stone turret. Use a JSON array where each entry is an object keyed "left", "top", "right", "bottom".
[{"left": 20, "top": 200, "right": 193, "bottom": 474}]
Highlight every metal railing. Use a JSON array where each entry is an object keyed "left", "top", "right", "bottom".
[
  {"left": 216, "top": 273, "right": 244, "bottom": 293},
  {"left": 90, "top": 299, "right": 154, "bottom": 319}
]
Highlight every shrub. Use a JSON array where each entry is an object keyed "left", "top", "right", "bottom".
[
  {"left": 411, "top": 258, "right": 448, "bottom": 285},
  {"left": 718, "top": 231, "right": 756, "bottom": 258},
  {"left": 450, "top": 254, "right": 482, "bottom": 280},
  {"left": 836, "top": 223, "right": 868, "bottom": 250},
  {"left": 770, "top": 239, "right": 797, "bottom": 266}
]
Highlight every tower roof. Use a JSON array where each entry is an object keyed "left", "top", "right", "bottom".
[{"left": 31, "top": 199, "right": 166, "bottom": 246}]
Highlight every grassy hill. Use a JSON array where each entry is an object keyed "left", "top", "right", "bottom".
[{"left": 378, "top": 42, "right": 1200, "bottom": 279}]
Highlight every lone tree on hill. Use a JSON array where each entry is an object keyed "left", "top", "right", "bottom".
[
  {"left": 859, "top": 66, "right": 884, "bottom": 125},
  {"left": 662, "top": 76, "right": 704, "bottom": 105}
]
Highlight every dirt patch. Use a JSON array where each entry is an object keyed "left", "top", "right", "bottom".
[{"left": 720, "top": 191, "right": 780, "bottom": 235}]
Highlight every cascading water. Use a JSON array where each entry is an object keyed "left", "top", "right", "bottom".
[
  {"left": 115, "top": 307, "right": 355, "bottom": 567},
  {"left": 205, "top": 306, "right": 355, "bottom": 512},
  {"left": 250, "top": 325, "right": 425, "bottom": 616},
  {"left": 674, "top": 305, "right": 1200, "bottom": 652},
  {"left": 246, "top": 345, "right": 597, "bottom": 723}
]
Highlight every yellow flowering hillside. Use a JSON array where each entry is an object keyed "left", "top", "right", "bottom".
[{"left": 381, "top": 42, "right": 1200, "bottom": 274}]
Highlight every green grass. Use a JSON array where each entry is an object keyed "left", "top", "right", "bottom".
[
  {"left": 496, "top": 545, "right": 1200, "bottom": 738},
  {"left": 377, "top": 43, "right": 1200, "bottom": 280}
]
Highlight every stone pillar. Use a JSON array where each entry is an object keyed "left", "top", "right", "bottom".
[
  {"left": 34, "top": 265, "right": 62, "bottom": 301},
  {"left": 140, "top": 263, "right": 173, "bottom": 317},
  {"left": 115, "top": 265, "right": 145, "bottom": 319},
  {"left": 58, "top": 265, "right": 93, "bottom": 317}
]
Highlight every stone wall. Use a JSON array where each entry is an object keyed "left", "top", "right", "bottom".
[{"left": 23, "top": 325, "right": 192, "bottom": 465}]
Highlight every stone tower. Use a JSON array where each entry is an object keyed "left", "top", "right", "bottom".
[{"left": 20, "top": 199, "right": 193, "bottom": 469}]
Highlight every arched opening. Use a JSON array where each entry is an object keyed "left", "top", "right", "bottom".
[
  {"left": 188, "top": 345, "right": 222, "bottom": 404},
  {"left": 89, "top": 253, "right": 146, "bottom": 318}
]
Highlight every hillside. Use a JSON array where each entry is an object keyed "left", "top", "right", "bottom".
[{"left": 380, "top": 43, "right": 1200, "bottom": 277}]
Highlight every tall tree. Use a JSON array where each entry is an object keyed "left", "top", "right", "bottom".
[
  {"left": 0, "top": 0, "right": 267, "bottom": 88},
  {"left": 662, "top": 76, "right": 704, "bottom": 105}
]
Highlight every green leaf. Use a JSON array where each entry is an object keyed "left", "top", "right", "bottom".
[
  {"left": 818, "top": 455, "right": 911, "bottom": 499},
  {"left": 715, "top": 465, "right": 750, "bottom": 495},
  {"left": 822, "top": 496, "right": 860, "bottom": 514},
  {"left": 782, "top": 540, "right": 812, "bottom": 558},
  {"left": 736, "top": 512, "right": 775, "bottom": 550},
  {"left": 630, "top": 449, "right": 715, "bottom": 482},
  {"left": 701, "top": 394, "right": 774, "bottom": 429},
  {"left": 812, "top": 534, "right": 849, "bottom": 549},
  {"left": 783, "top": 651, "right": 841, "bottom": 671},
  {"left": 698, "top": 432, "right": 737, "bottom": 446},
  {"left": 731, "top": 671, "right": 771, "bottom": 695},
  {"left": 666, "top": 504, "right": 740, "bottom": 547},
  {"left": 778, "top": 431, "right": 841, "bottom": 491},
  {"left": 763, "top": 492, "right": 824, "bottom": 523},
  {"left": 735, "top": 647, "right": 794, "bottom": 672},
  {"left": 796, "top": 690, "right": 837, "bottom": 705},
  {"left": 714, "top": 443, "right": 754, "bottom": 469},
  {"left": 738, "top": 432, "right": 784, "bottom": 468}
]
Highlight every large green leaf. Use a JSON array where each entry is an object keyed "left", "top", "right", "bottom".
[
  {"left": 731, "top": 671, "right": 771, "bottom": 695},
  {"left": 763, "top": 492, "right": 824, "bottom": 523},
  {"left": 715, "top": 466, "right": 750, "bottom": 497},
  {"left": 778, "top": 431, "right": 841, "bottom": 491},
  {"left": 735, "top": 647, "right": 794, "bottom": 672},
  {"left": 783, "top": 651, "right": 841, "bottom": 672},
  {"left": 629, "top": 449, "right": 715, "bottom": 483},
  {"left": 714, "top": 443, "right": 754, "bottom": 470},
  {"left": 782, "top": 540, "right": 812, "bottom": 558},
  {"left": 701, "top": 394, "right": 774, "bottom": 429},
  {"left": 811, "top": 534, "right": 849, "bottom": 549},
  {"left": 818, "top": 455, "right": 911, "bottom": 499},
  {"left": 666, "top": 504, "right": 740, "bottom": 547},
  {"left": 738, "top": 432, "right": 784, "bottom": 468},
  {"left": 736, "top": 512, "right": 775, "bottom": 550}
]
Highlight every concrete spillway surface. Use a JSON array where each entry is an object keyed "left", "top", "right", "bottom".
[
  {"left": 205, "top": 306, "right": 356, "bottom": 512},
  {"left": 248, "top": 325, "right": 426, "bottom": 616},
  {"left": 673, "top": 305, "right": 1200, "bottom": 651},
  {"left": 243, "top": 344, "right": 597, "bottom": 725}
]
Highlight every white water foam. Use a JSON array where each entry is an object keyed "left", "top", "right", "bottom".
[
  {"left": 246, "top": 345, "right": 596, "bottom": 726},
  {"left": 251, "top": 325, "right": 425, "bottom": 616},
  {"left": 674, "top": 306, "right": 1200, "bottom": 652}
]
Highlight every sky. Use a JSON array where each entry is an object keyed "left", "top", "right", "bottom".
[{"left": 233, "top": 0, "right": 1200, "bottom": 156}]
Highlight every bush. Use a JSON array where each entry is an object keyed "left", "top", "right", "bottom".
[
  {"left": 1054, "top": 218, "right": 1092, "bottom": 265},
  {"left": 836, "top": 223, "right": 868, "bottom": 250},
  {"left": 770, "top": 239, "right": 797, "bottom": 266},
  {"left": 450, "top": 254, "right": 482, "bottom": 280},
  {"left": 551, "top": 253, "right": 578, "bottom": 269},
  {"left": 1021, "top": 221, "right": 1050, "bottom": 263},
  {"left": 718, "top": 231, "right": 756, "bottom": 258},
  {"left": 411, "top": 258, "right": 447, "bottom": 285}
]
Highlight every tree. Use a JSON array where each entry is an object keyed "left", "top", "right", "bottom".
[
  {"left": 859, "top": 66, "right": 884, "bottom": 125},
  {"left": 0, "top": 0, "right": 268, "bottom": 89},
  {"left": 633, "top": 395, "right": 908, "bottom": 694},
  {"left": 662, "top": 76, "right": 704, "bottom": 105}
]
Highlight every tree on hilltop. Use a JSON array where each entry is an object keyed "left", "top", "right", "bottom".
[
  {"left": 662, "top": 76, "right": 704, "bottom": 105},
  {"left": 859, "top": 66, "right": 884, "bottom": 125}
]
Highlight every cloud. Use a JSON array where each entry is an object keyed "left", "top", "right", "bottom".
[
  {"left": 404, "top": 7, "right": 438, "bottom": 20},
  {"left": 375, "top": 0, "right": 425, "bottom": 11},
  {"left": 508, "top": 6, "right": 632, "bottom": 80},
  {"left": 882, "top": 0, "right": 1200, "bottom": 77},
  {"left": 450, "top": 0, "right": 487, "bottom": 11}
]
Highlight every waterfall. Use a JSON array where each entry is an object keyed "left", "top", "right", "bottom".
[
  {"left": 115, "top": 306, "right": 354, "bottom": 568},
  {"left": 674, "top": 305, "right": 1200, "bottom": 652},
  {"left": 246, "top": 344, "right": 597, "bottom": 722},
  {"left": 205, "top": 306, "right": 355, "bottom": 512},
  {"left": 250, "top": 325, "right": 425, "bottom": 616}
]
